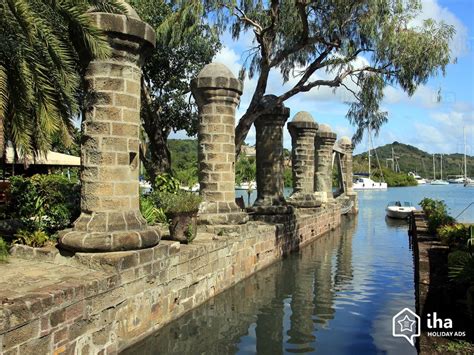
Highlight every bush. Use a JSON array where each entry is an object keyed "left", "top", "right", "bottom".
[
  {"left": 8, "top": 174, "right": 80, "bottom": 239},
  {"left": 448, "top": 250, "right": 474, "bottom": 286},
  {"left": 438, "top": 224, "right": 469, "bottom": 249},
  {"left": 153, "top": 191, "right": 202, "bottom": 215},
  {"left": 14, "top": 229, "right": 50, "bottom": 248},
  {"left": 140, "top": 196, "right": 168, "bottom": 225},
  {"left": 154, "top": 174, "right": 180, "bottom": 193},
  {"left": 0, "top": 237, "right": 9, "bottom": 262},
  {"left": 419, "top": 198, "right": 455, "bottom": 234}
]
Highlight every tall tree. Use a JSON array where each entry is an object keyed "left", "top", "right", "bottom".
[
  {"left": 171, "top": 0, "right": 455, "bottom": 154},
  {"left": 0, "top": 0, "right": 123, "bottom": 159},
  {"left": 128, "top": 0, "right": 220, "bottom": 183}
]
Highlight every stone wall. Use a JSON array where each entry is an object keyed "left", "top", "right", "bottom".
[{"left": 1, "top": 206, "right": 340, "bottom": 354}]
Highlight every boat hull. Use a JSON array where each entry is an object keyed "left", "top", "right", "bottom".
[{"left": 386, "top": 207, "right": 415, "bottom": 219}]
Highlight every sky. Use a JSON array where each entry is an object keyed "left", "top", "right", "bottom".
[{"left": 172, "top": 0, "right": 474, "bottom": 155}]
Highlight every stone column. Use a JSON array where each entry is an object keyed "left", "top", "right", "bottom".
[
  {"left": 287, "top": 112, "right": 320, "bottom": 207},
  {"left": 59, "top": 4, "right": 160, "bottom": 252},
  {"left": 338, "top": 136, "right": 358, "bottom": 213},
  {"left": 314, "top": 124, "right": 337, "bottom": 204},
  {"left": 191, "top": 63, "right": 248, "bottom": 225},
  {"left": 249, "top": 95, "right": 292, "bottom": 215}
]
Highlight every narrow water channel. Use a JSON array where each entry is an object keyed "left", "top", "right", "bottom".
[{"left": 123, "top": 185, "right": 473, "bottom": 354}]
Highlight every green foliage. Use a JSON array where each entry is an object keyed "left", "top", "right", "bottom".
[
  {"left": 284, "top": 167, "right": 293, "bottom": 188},
  {"left": 154, "top": 173, "right": 180, "bottom": 193},
  {"left": 419, "top": 198, "right": 455, "bottom": 234},
  {"left": 448, "top": 250, "right": 474, "bottom": 286},
  {"left": 14, "top": 229, "right": 50, "bottom": 248},
  {"left": 0, "top": 0, "right": 124, "bottom": 155},
  {"left": 0, "top": 237, "right": 8, "bottom": 262},
  {"left": 169, "top": 139, "right": 198, "bottom": 186},
  {"left": 438, "top": 224, "right": 469, "bottom": 249},
  {"left": 8, "top": 174, "right": 80, "bottom": 237},
  {"left": 371, "top": 167, "right": 418, "bottom": 187},
  {"left": 153, "top": 191, "right": 202, "bottom": 215},
  {"left": 140, "top": 196, "right": 169, "bottom": 226},
  {"left": 235, "top": 155, "right": 256, "bottom": 185}
]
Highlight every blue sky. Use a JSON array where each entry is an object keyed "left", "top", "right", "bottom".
[{"left": 173, "top": 0, "right": 474, "bottom": 155}]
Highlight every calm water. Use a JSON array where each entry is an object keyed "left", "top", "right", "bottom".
[{"left": 123, "top": 185, "right": 473, "bottom": 354}]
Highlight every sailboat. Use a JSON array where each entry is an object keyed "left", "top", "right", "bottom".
[
  {"left": 430, "top": 154, "right": 449, "bottom": 185},
  {"left": 353, "top": 126, "right": 387, "bottom": 190},
  {"left": 463, "top": 127, "right": 474, "bottom": 187}
]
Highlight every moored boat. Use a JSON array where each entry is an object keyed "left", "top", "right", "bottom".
[
  {"left": 353, "top": 177, "right": 387, "bottom": 190},
  {"left": 385, "top": 201, "right": 416, "bottom": 219}
]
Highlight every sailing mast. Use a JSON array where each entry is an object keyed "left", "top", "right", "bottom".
[
  {"left": 440, "top": 154, "right": 444, "bottom": 180},
  {"left": 464, "top": 127, "right": 468, "bottom": 182},
  {"left": 433, "top": 154, "right": 436, "bottom": 180},
  {"left": 368, "top": 125, "right": 371, "bottom": 177}
]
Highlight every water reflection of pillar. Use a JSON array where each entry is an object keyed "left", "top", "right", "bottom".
[
  {"left": 334, "top": 217, "right": 357, "bottom": 290},
  {"left": 255, "top": 260, "right": 294, "bottom": 354},
  {"left": 311, "top": 233, "right": 339, "bottom": 326},
  {"left": 287, "top": 253, "right": 317, "bottom": 351}
]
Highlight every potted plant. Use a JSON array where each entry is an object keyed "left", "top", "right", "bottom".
[{"left": 155, "top": 191, "right": 202, "bottom": 244}]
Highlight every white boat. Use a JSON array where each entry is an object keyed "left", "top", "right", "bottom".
[
  {"left": 447, "top": 175, "right": 465, "bottom": 184},
  {"left": 235, "top": 181, "right": 257, "bottom": 190},
  {"left": 430, "top": 154, "right": 449, "bottom": 185},
  {"left": 181, "top": 183, "right": 200, "bottom": 192},
  {"left": 353, "top": 126, "right": 388, "bottom": 190},
  {"left": 353, "top": 177, "right": 387, "bottom": 190},
  {"left": 408, "top": 172, "right": 427, "bottom": 185},
  {"left": 386, "top": 201, "right": 416, "bottom": 219},
  {"left": 139, "top": 180, "right": 153, "bottom": 194}
]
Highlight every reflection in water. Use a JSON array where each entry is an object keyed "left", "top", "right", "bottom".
[
  {"left": 384, "top": 216, "right": 409, "bottom": 229},
  {"left": 122, "top": 221, "right": 355, "bottom": 355}
]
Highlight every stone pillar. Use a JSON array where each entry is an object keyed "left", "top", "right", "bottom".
[
  {"left": 314, "top": 124, "right": 337, "bottom": 204},
  {"left": 287, "top": 112, "right": 320, "bottom": 207},
  {"left": 59, "top": 4, "right": 160, "bottom": 252},
  {"left": 191, "top": 63, "right": 248, "bottom": 225},
  {"left": 249, "top": 95, "right": 292, "bottom": 215},
  {"left": 338, "top": 136, "right": 358, "bottom": 213}
]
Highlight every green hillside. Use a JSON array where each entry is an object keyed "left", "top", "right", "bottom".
[{"left": 354, "top": 141, "right": 474, "bottom": 179}]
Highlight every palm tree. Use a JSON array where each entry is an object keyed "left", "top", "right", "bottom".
[{"left": 0, "top": 0, "right": 124, "bottom": 160}]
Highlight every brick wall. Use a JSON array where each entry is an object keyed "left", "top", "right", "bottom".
[{"left": 1, "top": 206, "right": 341, "bottom": 354}]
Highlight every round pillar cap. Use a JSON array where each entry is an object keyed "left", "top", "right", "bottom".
[{"left": 192, "top": 62, "right": 243, "bottom": 94}]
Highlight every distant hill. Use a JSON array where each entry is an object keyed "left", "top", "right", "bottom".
[{"left": 354, "top": 141, "right": 474, "bottom": 178}]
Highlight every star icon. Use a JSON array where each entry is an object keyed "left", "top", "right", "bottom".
[{"left": 398, "top": 315, "right": 416, "bottom": 332}]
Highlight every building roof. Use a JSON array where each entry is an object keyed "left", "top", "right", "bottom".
[{"left": 5, "top": 147, "right": 80, "bottom": 167}]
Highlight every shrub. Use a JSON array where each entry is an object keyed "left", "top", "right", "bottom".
[
  {"left": 154, "top": 174, "right": 180, "bottom": 193},
  {"left": 0, "top": 237, "right": 9, "bottom": 262},
  {"left": 153, "top": 191, "right": 202, "bottom": 215},
  {"left": 8, "top": 174, "right": 80, "bottom": 239},
  {"left": 438, "top": 224, "right": 469, "bottom": 249},
  {"left": 14, "top": 229, "right": 50, "bottom": 248},
  {"left": 419, "top": 198, "right": 455, "bottom": 234},
  {"left": 448, "top": 250, "right": 474, "bottom": 286},
  {"left": 140, "top": 196, "right": 169, "bottom": 225}
]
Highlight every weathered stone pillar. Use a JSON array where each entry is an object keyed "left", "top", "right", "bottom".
[
  {"left": 59, "top": 4, "right": 160, "bottom": 252},
  {"left": 191, "top": 63, "right": 248, "bottom": 225},
  {"left": 338, "top": 136, "right": 358, "bottom": 213},
  {"left": 249, "top": 95, "right": 292, "bottom": 215},
  {"left": 287, "top": 112, "right": 320, "bottom": 207},
  {"left": 314, "top": 124, "right": 337, "bottom": 203}
]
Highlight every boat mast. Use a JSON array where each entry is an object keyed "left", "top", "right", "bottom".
[
  {"left": 368, "top": 125, "right": 371, "bottom": 177},
  {"left": 433, "top": 154, "right": 436, "bottom": 180},
  {"left": 464, "top": 126, "right": 468, "bottom": 181},
  {"left": 440, "top": 154, "right": 443, "bottom": 180}
]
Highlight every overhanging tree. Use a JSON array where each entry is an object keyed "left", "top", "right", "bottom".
[
  {"left": 172, "top": 0, "right": 454, "bottom": 154},
  {"left": 0, "top": 0, "right": 124, "bottom": 159},
  {"left": 128, "top": 0, "right": 220, "bottom": 183}
]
